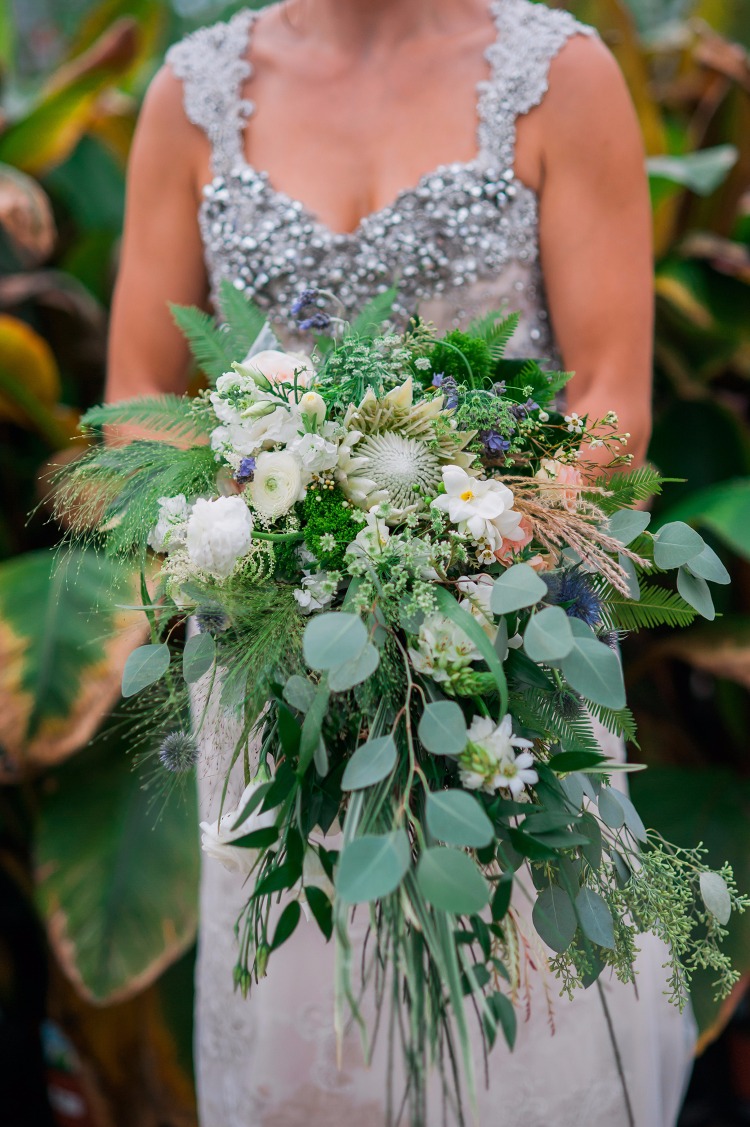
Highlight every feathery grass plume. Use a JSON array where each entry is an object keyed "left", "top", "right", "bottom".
[
  {"left": 500, "top": 475, "right": 649, "bottom": 596},
  {"left": 54, "top": 441, "right": 218, "bottom": 558}
]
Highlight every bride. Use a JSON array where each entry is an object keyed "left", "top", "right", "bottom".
[{"left": 107, "top": 0, "right": 697, "bottom": 1123}]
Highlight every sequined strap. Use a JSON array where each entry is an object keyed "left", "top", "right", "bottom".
[
  {"left": 166, "top": 8, "right": 257, "bottom": 175},
  {"left": 480, "top": 0, "right": 598, "bottom": 172}
]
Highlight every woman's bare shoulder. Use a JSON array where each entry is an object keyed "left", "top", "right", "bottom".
[{"left": 539, "top": 32, "right": 642, "bottom": 154}]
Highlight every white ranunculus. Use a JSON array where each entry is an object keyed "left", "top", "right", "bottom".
[
  {"left": 199, "top": 780, "right": 278, "bottom": 877},
  {"left": 248, "top": 450, "right": 304, "bottom": 520},
  {"left": 432, "top": 465, "right": 519, "bottom": 543},
  {"left": 240, "top": 349, "right": 315, "bottom": 387},
  {"left": 186, "top": 495, "right": 253, "bottom": 580},
  {"left": 148, "top": 494, "right": 190, "bottom": 554}
]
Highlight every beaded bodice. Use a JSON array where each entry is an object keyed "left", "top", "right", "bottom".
[{"left": 167, "top": 0, "right": 595, "bottom": 356}]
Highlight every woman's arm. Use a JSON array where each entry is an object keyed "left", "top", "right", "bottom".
[
  {"left": 106, "top": 65, "right": 210, "bottom": 404},
  {"left": 534, "top": 35, "right": 653, "bottom": 470}
]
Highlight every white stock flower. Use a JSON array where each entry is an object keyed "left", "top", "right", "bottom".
[
  {"left": 199, "top": 780, "right": 278, "bottom": 876},
  {"left": 248, "top": 450, "right": 304, "bottom": 520},
  {"left": 185, "top": 496, "right": 253, "bottom": 580},
  {"left": 456, "top": 573, "right": 497, "bottom": 639},
  {"left": 286, "top": 429, "right": 339, "bottom": 476},
  {"left": 148, "top": 494, "right": 190, "bottom": 554},
  {"left": 459, "top": 715, "right": 536, "bottom": 796},
  {"left": 294, "top": 571, "right": 336, "bottom": 614},
  {"left": 432, "top": 466, "right": 520, "bottom": 542}
]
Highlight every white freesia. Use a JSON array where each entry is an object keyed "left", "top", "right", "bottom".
[
  {"left": 248, "top": 450, "right": 304, "bottom": 519},
  {"left": 347, "top": 507, "right": 391, "bottom": 559},
  {"left": 432, "top": 466, "right": 521, "bottom": 543},
  {"left": 456, "top": 573, "right": 496, "bottom": 637},
  {"left": 459, "top": 715, "right": 536, "bottom": 796},
  {"left": 199, "top": 780, "right": 278, "bottom": 877},
  {"left": 148, "top": 494, "right": 190, "bottom": 554},
  {"left": 185, "top": 495, "right": 253, "bottom": 580},
  {"left": 294, "top": 571, "right": 336, "bottom": 614}
]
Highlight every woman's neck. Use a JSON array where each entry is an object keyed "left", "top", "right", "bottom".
[{"left": 282, "top": 0, "right": 487, "bottom": 55}]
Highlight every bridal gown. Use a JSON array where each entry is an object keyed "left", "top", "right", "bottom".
[{"left": 167, "top": 2, "right": 697, "bottom": 1123}]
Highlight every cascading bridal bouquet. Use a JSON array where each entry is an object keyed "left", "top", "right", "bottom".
[{"left": 57, "top": 283, "right": 746, "bottom": 1124}]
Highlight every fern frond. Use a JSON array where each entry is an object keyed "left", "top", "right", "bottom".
[
  {"left": 351, "top": 287, "right": 397, "bottom": 338},
  {"left": 598, "top": 583, "right": 696, "bottom": 631},
  {"left": 80, "top": 396, "right": 214, "bottom": 441},
  {"left": 511, "top": 689, "right": 603, "bottom": 755},
  {"left": 586, "top": 700, "right": 639, "bottom": 744},
  {"left": 467, "top": 310, "right": 520, "bottom": 361},
  {"left": 218, "top": 280, "right": 267, "bottom": 358},
  {"left": 589, "top": 467, "right": 664, "bottom": 514},
  {"left": 170, "top": 303, "right": 234, "bottom": 381}
]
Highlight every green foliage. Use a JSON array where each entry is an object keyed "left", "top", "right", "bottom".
[
  {"left": 429, "top": 330, "right": 494, "bottom": 388},
  {"left": 597, "top": 582, "right": 697, "bottom": 631},
  {"left": 80, "top": 395, "right": 215, "bottom": 441},
  {"left": 302, "top": 485, "right": 362, "bottom": 569},
  {"left": 216, "top": 279, "right": 267, "bottom": 359},
  {"left": 169, "top": 302, "right": 235, "bottom": 382},
  {"left": 466, "top": 309, "right": 520, "bottom": 362}
]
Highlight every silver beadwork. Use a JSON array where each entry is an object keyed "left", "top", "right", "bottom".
[{"left": 166, "top": 0, "right": 596, "bottom": 357}]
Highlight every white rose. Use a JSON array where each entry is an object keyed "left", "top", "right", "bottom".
[
  {"left": 240, "top": 349, "right": 315, "bottom": 387},
  {"left": 148, "top": 494, "right": 190, "bottom": 554},
  {"left": 297, "top": 390, "right": 327, "bottom": 426},
  {"left": 248, "top": 450, "right": 304, "bottom": 520},
  {"left": 199, "top": 780, "right": 278, "bottom": 876},
  {"left": 186, "top": 496, "right": 254, "bottom": 580}
]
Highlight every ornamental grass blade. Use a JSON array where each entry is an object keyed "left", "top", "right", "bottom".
[{"left": 433, "top": 586, "right": 508, "bottom": 716}]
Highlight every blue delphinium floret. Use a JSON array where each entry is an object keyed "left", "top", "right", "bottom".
[
  {"left": 480, "top": 430, "right": 512, "bottom": 456},
  {"left": 290, "top": 288, "right": 318, "bottom": 316},
  {"left": 543, "top": 568, "right": 602, "bottom": 626},
  {"left": 509, "top": 398, "right": 539, "bottom": 421},
  {"left": 299, "top": 310, "right": 332, "bottom": 332},
  {"left": 235, "top": 456, "right": 256, "bottom": 484}
]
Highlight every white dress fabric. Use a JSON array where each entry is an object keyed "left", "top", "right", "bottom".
[{"left": 168, "top": 2, "right": 698, "bottom": 1123}]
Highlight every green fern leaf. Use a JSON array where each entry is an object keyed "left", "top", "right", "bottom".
[
  {"left": 80, "top": 396, "right": 214, "bottom": 441},
  {"left": 170, "top": 303, "right": 234, "bottom": 381},
  {"left": 586, "top": 700, "right": 639, "bottom": 744},
  {"left": 511, "top": 689, "right": 603, "bottom": 755},
  {"left": 599, "top": 583, "right": 696, "bottom": 631},
  {"left": 217, "top": 280, "right": 267, "bottom": 358},
  {"left": 467, "top": 310, "right": 520, "bottom": 361},
  {"left": 351, "top": 287, "right": 397, "bottom": 338},
  {"left": 590, "top": 467, "right": 664, "bottom": 514}
]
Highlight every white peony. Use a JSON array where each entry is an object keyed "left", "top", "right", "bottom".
[
  {"left": 432, "top": 466, "right": 522, "bottom": 543},
  {"left": 199, "top": 780, "right": 279, "bottom": 877},
  {"left": 185, "top": 495, "right": 253, "bottom": 580},
  {"left": 248, "top": 450, "right": 304, "bottom": 520},
  {"left": 148, "top": 494, "right": 190, "bottom": 554}
]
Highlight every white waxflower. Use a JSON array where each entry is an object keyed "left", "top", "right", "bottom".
[
  {"left": 459, "top": 715, "right": 536, "bottom": 796},
  {"left": 432, "top": 466, "right": 520, "bottom": 543},
  {"left": 294, "top": 571, "right": 336, "bottom": 614},
  {"left": 248, "top": 450, "right": 304, "bottom": 520},
  {"left": 199, "top": 780, "right": 278, "bottom": 876},
  {"left": 148, "top": 494, "right": 190, "bottom": 554},
  {"left": 185, "top": 496, "right": 253, "bottom": 580}
]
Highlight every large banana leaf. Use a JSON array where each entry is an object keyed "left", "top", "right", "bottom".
[
  {"left": 0, "top": 548, "right": 145, "bottom": 773},
  {"left": 37, "top": 718, "right": 199, "bottom": 1005}
]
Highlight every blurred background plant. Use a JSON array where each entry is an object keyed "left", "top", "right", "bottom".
[{"left": 0, "top": 0, "right": 747, "bottom": 1124}]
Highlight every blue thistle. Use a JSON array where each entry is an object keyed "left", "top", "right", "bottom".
[
  {"left": 159, "top": 730, "right": 199, "bottom": 773},
  {"left": 543, "top": 568, "right": 602, "bottom": 626},
  {"left": 235, "top": 456, "right": 256, "bottom": 484},
  {"left": 195, "top": 604, "right": 229, "bottom": 634}
]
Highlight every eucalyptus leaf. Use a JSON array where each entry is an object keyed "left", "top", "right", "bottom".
[
  {"left": 336, "top": 831, "right": 410, "bottom": 904},
  {"left": 182, "top": 631, "right": 216, "bottom": 684},
  {"left": 611, "top": 790, "right": 648, "bottom": 843},
  {"left": 283, "top": 674, "right": 316, "bottom": 713},
  {"left": 652, "top": 522, "right": 705, "bottom": 570},
  {"left": 677, "top": 567, "right": 716, "bottom": 621},
  {"left": 417, "top": 847, "right": 490, "bottom": 915},
  {"left": 576, "top": 886, "right": 615, "bottom": 950},
  {"left": 597, "top": 787, "right": 625, "bottom": 830},
  {"left": 418, "top": 701, "right": 468, "bottom": 756},
  {"left": 490, "top": 563, "right": 547, "bottom": 615},
  {"left": 647, "top": 145, "right": 739, "bottom": 196},
  {"left": 122, "top": 643, "right": 170, "bottom": 698},
  {"left": 328, "top": 641, "right": 380, "bottom": 691},
  {"left": 685, "top": 543, "right": 730, "bottom": 586},
  {"left": 559, "top": 637, "right": 626, "bottom": 709},
  {"left": 532, "top": 885, "right": 577, "bottom": 953},
  {"left": 523, "top": 605, "right": 574, "bottom": 665},
  {"left": 618, "top": 553, "right": 641, "bottom": 601},
  {"left": 341, "top": 734, "right": 397, "bottom": 791},
  {"left": 606, "top": 509, "right": 651, "bottom": 546},
  {"left": 699, "top": 871, "right": 732, "bottom": 926},
  {"left": 302, "top": 612, "right": 368, "bottom": 671},
  {"left": 425, "top": 790, "right": 494, "bottom": 848}
]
